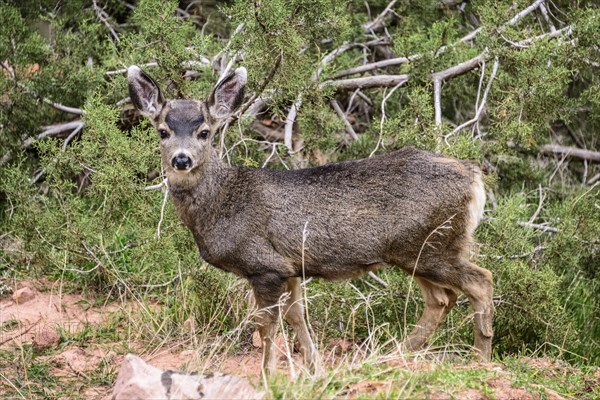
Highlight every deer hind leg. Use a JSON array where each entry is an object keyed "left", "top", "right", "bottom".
[
  {"left": 403, "top": 277, "right": 454, "bottom": 352},
  {"left": 251, "top": 273, "right": 287, "bottom": 376},
  {"left": 282, "top": 277, "right": 323, "bottom": 374},
  {"left": 455, "top": 260, "right": 494, "bottom": 361}
]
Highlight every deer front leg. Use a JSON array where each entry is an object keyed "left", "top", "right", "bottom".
[
  {"left": 251, "top": 273, "right": 287, "bottom": 376},
  {"left": 283, "top": 277, "right": 323, "bottom": 375}
]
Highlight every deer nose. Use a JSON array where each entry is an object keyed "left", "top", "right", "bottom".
[{"left": 172, "top": 153, "right": 192, "bottom": 170}]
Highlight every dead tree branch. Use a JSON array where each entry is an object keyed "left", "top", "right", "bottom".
[
  {"left": 284, "top": 96, "right": 302, "bottom": 152},
  {"left": 540, "top": 144, "right": 600, "bottom": 163},
  {"left": 333, "top": 0, "right": 551, "bottom": 80},
  {"left": 507, "top": 0, "right": 546, "bottom": 26},
  {"left": 330, "top": 99, "right": 358, "bottom": 141},
  {"left": 93, "top": 0, "right": 120, "bottom": 43},
  {"left": 23, "top": 120, "right": 85, "bottom": 149},
  {"left": 363, "top": 0, "right": 398, "bottom": 33},
  {"left": 332, "top": 28, "right": 482, "bottom": 79},
  {"left": 321, "top": 74, "right": 409, "bottom": 90},
  {"left": 517, "top": 221, "right": 559, "bottom": 233},
  {"left": 443, "top": 57, "right": 499, "bottom": 142},
  {"left": 433, "top": 78, "right": 442, "bottom": 126}
]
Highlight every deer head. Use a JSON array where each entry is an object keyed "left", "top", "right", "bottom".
[{"left": 127, "top": 66, "right": 246, "bottom": 176}]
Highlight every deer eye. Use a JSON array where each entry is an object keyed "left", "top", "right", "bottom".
[
  {"left": 158, "top": 129, "right": 169, "bottom": 139},
  {"left": 198, "top": 130, "right": 209, "bottom": 139}
]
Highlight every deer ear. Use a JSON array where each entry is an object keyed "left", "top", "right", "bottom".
[
  {"left": 127, "top": 66, "right": 164, "bottom": 118},
  {"left": 208, "top": 67, "right": 247, "bottom": 119}
]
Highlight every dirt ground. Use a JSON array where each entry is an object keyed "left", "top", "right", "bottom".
[{"left": 0, "top": 279, "right": 592, "bottom": 399}]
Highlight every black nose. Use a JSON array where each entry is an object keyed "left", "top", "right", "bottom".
[{"left": 172, "top": 154, "right": 192, "bottom": 170}]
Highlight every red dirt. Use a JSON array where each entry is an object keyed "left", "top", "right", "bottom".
[
  {"left": 0, "top": 279, "right": 578, "bottom": 400},
  {"left": 1, "top": 279, "right": 118, "bottom": 349}
]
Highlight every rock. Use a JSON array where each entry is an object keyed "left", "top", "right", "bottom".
[
  {"left": 251, "top": 330, "right": 289, "bottom": 351},
  {"left": 112, "top": 354, "right": 264, "bottom": 400},
  {"left": 183, "top": 317, "right": 197, "bottom": 331},
  {"left": 33, "top": 327, "right": 60, "bottom": 351},
  {"left": 252, "top": 330, "right": 262, "bottom": 348},
  {"left": 12, "top": 287, "right": 35, "bottom": 304},
  {"left": 328, "top": 338, "right": 353, "bottom": 355}
]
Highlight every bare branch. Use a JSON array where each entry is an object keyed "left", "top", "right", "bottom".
[
  {"left": 588, "top": 173, "right": 600, "bottom": 185},
  {"left": 145, "top": 178, "right": 168, "bottom": 191},
  {"left": 229, "top": 53, "right": 282, "bottom": 124},
  {"left": 11, "top": 81, "right": 86, "bottom": 115},
  {"left": 514, "top": 25, "right": 572, "bottom": 47},
  {"left": 539, "top": 1, "right": 557, "bottom": 33},
  {"left": 105, "top": 62, "right": 158, "bottom": 77},
  {"left": 23, "top": 120, "right": 85, "bottom": 148},
  {"left": 433, "top": 78, "right": 442, "bottom": 127},
  {"left": 331, "top": 28, "right": 482, "bottom": 79},
  {"left": 93, "top": 0, "right": 120, "bottom": 42},
  {"left": 528, "top": 185, "right": 545, "bottom": 224},
  {"left": 430, "top": 53, "right": 485, "bottom": 81},
  {"left": 62, "top": 122, "right": 85, "bottom": 150},
  {"left": 284, "top": 96, "right": 302, "bottom": 152},
  {"left": 321, "top": 74, "right": 409, "bottom": 90},
  {"left": 443, "top": 57, "right": 499, "bottom": 141},
  {"left": 333, "top": 0, "right": 553, "bottom": 80},
  {"left": 507, "top": 0, "right": 545, "bottom": 26},
  {"left": 367, "top": 271, "right": 388, "bottom": 288},
  {"left": 330, "top": 99, "right": 358, "bottom": 141},
  {"left": 363, "top": 0, "right": 398, "bottom": 32},
  {"left": 517, "top": 221, "right": 559, "bottom": 233},
  {"left": 540, "top": 144, "right": 600, "bottom": 163}
]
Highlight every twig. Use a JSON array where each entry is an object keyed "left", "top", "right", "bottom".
[
  {"left": 517, "top": 221, "right": 559, "bottom": 233},
  {"left": 139, "top": 273, "right": 183, "bottom": 288},
  {"left": 330, "top": 99, "right": 358, "bottom": 140},
  {"left": 363, "top": 0, "right": 398, "bottom": 32},
  {"left": 0, "top": 318, "right": 41, "bottom": 346},
  {"left": 507, "top": 0, "right": 545, "bottom": 26},
  {"left": 367, "top": 271, "right": 388, "bottom": 288},
  {"left": 443, "top": 56, "right": 499, "bottom": 142},
  {"left": 511, "top": 25, "right": 572, "bottom": 48},
  {"left": 14, "top": 82, "right": 86, "bottom": 115},
  {"left": 234, "top": 53, "right": 283, "bottom": 120},
  {"left": 528, "top": 185, "right": 545, "bottom": 224},
  {"left": 588, "top": 173, "right": 600, "bottom": 185},
  {"left": 22, "top": 120, "right": 85, "bottom": 148},
  {"left": 93, "top": 0, "right": 120, "bottom": 42},
  {"left": 155, "top": 182, "right": 169, "bottom": 239},
  {"left": 539, "top": 1, "right": 557, "bottom": 33},
  {"left": 540, "top": 144, "right": 600, "bottom": 163},
  {"left": 62, "top": 123, "right": 85, "bottom": 150},
  {"left": 331, "top": 28, "right": 482, "bottom": 79},
  {"left": 370, "top": 81, "right": 405, "bottom": 157},
  {"left": 212, "top": 23, "right": 244, "bottom": 71},
  {"left": 484, "top": 245, "right": 547, "bottom": 260},
  {"left": 105, "top": 62, "right": 158, "bottom": 77},
  {"left": 284, "top": 96, "right": 302, "bottom": 152},
  {"left": 433, "top": 78, "right": 442, "bottom": 126},
  {"left": 145, "top": 178, "right": 167, "bottom": 191}
]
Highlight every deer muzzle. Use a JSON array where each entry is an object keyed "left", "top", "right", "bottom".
[{"left": 172, "top": 153, "right": 193, "bottom": 171}]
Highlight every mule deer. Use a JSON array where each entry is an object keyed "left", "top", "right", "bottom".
[{"left": 127, "top": 65, "right": 493, "bottom": 374}]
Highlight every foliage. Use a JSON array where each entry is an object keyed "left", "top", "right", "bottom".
[{"left": 1, "top": 0, "right": 599, "bottom": 373}]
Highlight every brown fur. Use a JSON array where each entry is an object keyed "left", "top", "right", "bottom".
[{"left": 127, "top": 66, "right": 494, "bottom": 375}]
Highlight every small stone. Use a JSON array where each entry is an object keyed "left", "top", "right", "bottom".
[
  {"left": 33, "top": 328, "right": 60, "bottom": 351},
  {"left": 183, "top": 317, "right": 197, "bottom": 331},
  {"left": 12, "top": 287, "right": 35, "bottom": 304},
  {"left": 252, "top": 330, "right": 262, "bottom": 348}
]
